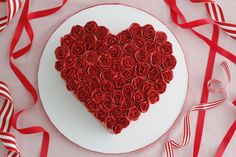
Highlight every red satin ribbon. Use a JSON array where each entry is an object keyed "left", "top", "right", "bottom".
[
  {"left": 164, "top": 0, "right": 236, "bottom": 157},
  {"left": 9, "top": 0, "right": 67, "bottom": 156}
]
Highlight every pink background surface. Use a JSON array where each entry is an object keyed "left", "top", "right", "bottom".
[{"left": 0, "top": 0, "right": 236, "bottom": 156}]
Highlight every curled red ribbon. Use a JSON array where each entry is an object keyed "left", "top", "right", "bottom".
[{"left": 8, "top": 0, "right": 68, "bottom": 156}]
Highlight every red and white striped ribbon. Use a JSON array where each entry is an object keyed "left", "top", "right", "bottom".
[
  {"left": 0, "top": 81, "right": 21, "bottom": 157},
  {"left": 203, "top": 1, "right": 236, "bottom": 39},
  {"left": 165, "top": 61, "right": 231, "bottom": 157},
  {"left": 0, "top": 0, "right": 21, "bottom": 32}
]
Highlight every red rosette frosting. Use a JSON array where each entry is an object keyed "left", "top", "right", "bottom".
[
  {"left": 155, "top": 31, "right": 167, "bottom": 44},
  {"left": 95, "top": 26, "right": 109, "bottom": 40},
  {"left": 132, "top": 76, "right": 145, "bottom": 89},
  {"left": 55, "top": 60, "right": 64, "bottom": 71},
  {"left": 60, "top": 34, "right": 75, "bottom": 47},
  {"left": 84, "top": 21, "right": 98, "bottom": 33},
  {"left": 55, "top": 21, "right": 177, "bottom": 134},
  {"left": 71, "top": 25, "right": 85, "bottom": 39},
  {"left": 160, "top": 41, "right": 173, "bottom": 55},
  {"left": 61, "top": 67, "right": 75, "bottom": 81},
  {"left": 85, "top": 99, "right": 98, "bottom": 113},
  {"left": 118, "top": 30, "right": 132, "bottom": 45},
  {"left": 66, "top": 79, "right": 79, "bottom": 91},
  {"left": 147, "top": 89, "right": 159, "bottom": 104},
  {"left": 75, "top": 86, "right": 91, "bottom": 102},
  {"left": 154, "top": 79, "right": 167, "bottom": 94},
  {"left": 84, "top": 50, "right": 98, "bottom": 65},
  {"left": 55, "top": 46, "right": 68, "bottom": 60},
  {"left": 148, "top": 67, "right": 162, "bottom": 81},
  {"left": 128, "top": 23, "right": 141, "bottom": 38},
  {"left": 94, "top": 40, "right": 107, "bottom": 54},
  {"left": 113, "top": 124, "right": 123, "bottom": 134},
  {"left": 123, "top": 43, "right": 136, "bottom": 56},
  {"left": 141, "top": 24, "right": 156, "bottom": 41},
  {"left": 107, "top": 45, "right": 123, "bottom": 60},
  {"left": 128, "top": 107, "right": 140, "bottom": 121},
  {"left": 113, "top": 90, "right": 124, "bottom": 103},
  {"left": 137, "top": 101, "right": 149, "bottom": 113},
  {"left": 106, "top": 34, "right": 118, "bottom": 46},
  {"left": 162, "top": 69, "right": 173, "bottom": 83},
  {"left": 71, "top": 42, "right": 85, "bottom": 57},
  {"left": 162, "top": 55, "right": 177, "bottom": 69}
]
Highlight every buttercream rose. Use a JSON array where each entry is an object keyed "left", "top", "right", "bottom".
[
  {"left": 105, "top": 116, "right": 115, "bottom": 129},
  {"left": 100, "top": 80, "right": 113, "bottom": 93},
  {"left": 92, "top": 89, "right": 106, "bottom": 103},
  {"left": 123, "top": 43, "right": 136, "bottom": 56},
  {"left": 55, "top": 46, "right": 68, "bottom": 60},
  {"left": 118, "top": 30, "right": 132, "bottom": 45},
  {"left": 111, "top": 107, "right": 122, "bottom": 117},
  {"left": 61, "top": 67, "right": 75, "bottom": 81},
  {"left": 142, "top": 81, "right": 154, "bottom": 92},
  {"left": 75, "top": 86, "right": 91, "bottom": 102},
  {"left": 162, "top": 69, "right": 173, "bottom": 83},
  {"left": 148, "top": 67, "right": 162, "bottom": 81},
  {"left": 145, "top": 41, "right": 156, "bottom": 52},
  {"left": 83, "top": 33, "right": 96, "bottom": 50},
  {"left": 71, "top": 43, "right": 85, "bottom": 57},
  {"left": 132, "top": 77, "right": 145, "bottom": 89},
  {"left": 98, "top": 54, "right": 110, "bottom": 67},
  {"left": 133, "top": 91, "right": 144, "bottom": 103},
  {"left": 84, "top": 50, "right": 98, "bottom": 65},
  {"left": 95, "top": 109, "right": 107, "bottom": 122},
  {"left": 71, "top": 25, "right": 84, "bottom": 39},
  {"left": 162, "top": 55, "right": 176, "bottom": 69},
  {"left": 147, "top": 89, "right": 159, "bottom": 104},
  {"left": 102, "top": 98, "right": 113, "bottom": 111},
  {"left": 61, "top": 35, "right": 75, "bottom": 47},
  {"left": 122, "top": 85, "right": 134, "bottom": 98},
  {"left": 155, "top": 31, "right": 167, "bottom": 44},
  {"left": 64, "top": 56, "right": 75, "bottom": 66},
  {"left": 134, "top": 49, "right": 147, "bottom": 63},
  {"left": 87, "top": 65, "right": 101, "bottom": 77},
  {"left": 121, "top": 56, "right": 135, "bottom": 68},
  {"left": 154, "top": 79, "right": 167, "bottom": 94},
  {"left": 107, "top": 45, "right": 123, "bottom": 60},
  {"left": 66, "top": 79, "right": 79, "bottom": 91},
  {"left": 84, "top": 21, "right": 98, "bottom": 33},
  {"left": 76, "top": 71, "right": 88, "bottom": 82},
  {"left": 113, "top": 90, "right": 124, "bottom": 103},
  {"left": 160, "top": 41, "right": 172, "bottom": 55},
  {"left": 95, "top": 26, "right": 109, "bottom": 40},
  {"left": 135, "top": 63, "right": 148, "bottom": 76},
  {"left": 75, "top": 58, "right": 88, "bottom": 70},
  {"left": 55, "top": 60, "right": 64, "bottom": 71},
  {"left": 128, "top": 23, "right": 141, "bottom": 38},
  {"left": 128, "top": 107, "right": 140, "bottom": 121},
  {"left": 111, "top": 61, "right": 123, "bottom": 73},
  {"left": 87, "top": 77, "right": 99, "bottom": 90},
  {"left": 132, "top": 37, "right": 145, "bottom": 49},
  {"left": 137, "top": 101, "right": 149, "bottom": 113},
  {"left": 113, "top": 124, "right": 123, "bottom": 134},
  {"left": 142, "top": 24, "right": 155, "bottom": 41},
  {"left": 121, "top": 98, "right": 134, "bottom": 109},
  {"left": 118, "top": 118, "right": 130, "bottom": 128},
  {"left": 106, "top": 34, "right": 118, "bottom": 46},
  {"left": 122, "top": 69, "right": 135, "bottom": 81},
  {"left": 94, "top": 40, "right": 107, "bottom": 54},
  {"left": 113, "top": 75, "right": 125, "bottom": 89},
  {"left": 100, "top": 69, "right": 113, "bottom": 80},
  {"left": 85, "top": 99, "right": 98, "bottom": 113},
  {"left": 149, "top": 52, "right": 162, "bottom": 66}
]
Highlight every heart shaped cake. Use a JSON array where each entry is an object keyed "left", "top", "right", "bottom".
[{"left": 54, "top": 21, "right": 176, "bottom": 134}]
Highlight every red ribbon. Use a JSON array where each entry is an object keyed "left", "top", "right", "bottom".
[
  {"left": 164, "top": 0, "right": 236, "bottom": 157},
  {"left": 8, "top": 0, "right": 67, "bottom": 156}
]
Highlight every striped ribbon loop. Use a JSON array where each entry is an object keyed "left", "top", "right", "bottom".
[
  {"left": 165, "top": 61, "right": 231, "bottom": 157},
  {"left": 191, "top": 0, "right": 236, "bottom": 39},
  {"left": 0, "top": 81, "right": 21, "bottom": 157},
  {"left": 0, "top": 0, "right": 21, "bottom": 32}
]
